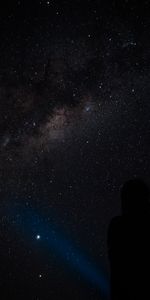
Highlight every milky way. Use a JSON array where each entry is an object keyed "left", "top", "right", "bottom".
[{"left": 0, "top": 35, "right": 109, "bottom": 172}]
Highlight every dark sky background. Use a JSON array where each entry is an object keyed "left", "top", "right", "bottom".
[{"left": 0, "top": 1, "right": 150, "bottom": 299}]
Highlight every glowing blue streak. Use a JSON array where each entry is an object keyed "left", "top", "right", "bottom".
[
  {"left": 42, "top": 229, "right": 109, "bottom": 297},
  {"left": 10, "top": 206, "right": 109, "bottom": 298}
]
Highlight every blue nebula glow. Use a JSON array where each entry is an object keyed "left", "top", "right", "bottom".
[{"left": 10, "top": 206, "right": 109, "bottom": 298}]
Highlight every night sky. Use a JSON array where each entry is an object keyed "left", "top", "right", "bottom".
[{"left": 0, "top": 1, "right": 150, "bottom": 299}]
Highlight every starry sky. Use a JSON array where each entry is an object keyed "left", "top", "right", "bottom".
[{"left": 0, "top": 1, "right": 150, "bottom": 299}]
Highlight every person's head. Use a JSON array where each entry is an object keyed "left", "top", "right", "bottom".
[{"left": 120, "top": 178, "right": 150, "bottom": 215}]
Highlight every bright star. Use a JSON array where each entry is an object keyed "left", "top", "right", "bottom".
[{"left": 36, "top": 235, "right": 41, "bottom": 240}]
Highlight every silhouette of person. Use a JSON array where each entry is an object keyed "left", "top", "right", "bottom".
[{"left": 107, "top": 178, "right": 150, "bottom": 300}]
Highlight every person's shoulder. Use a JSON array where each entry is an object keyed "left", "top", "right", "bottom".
[
  {"left": 107, "top": 216, "right": 122, "bottom": 247},
  {"left": 109, "top": 215, "right": 122, "bottom": 229},
  {"left": 108, "top": 216, "right": 122, "bottom": 238}
]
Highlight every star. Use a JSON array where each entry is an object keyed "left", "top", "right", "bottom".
[
  {"left": 2, "top": 136, "right": 10, "bottom": 147},
  {"left": 36, "top": 235, "right": 41, "bottom": 240},
  {"left": 85, "top": 106, "right": 91, "bottom": 112}
]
